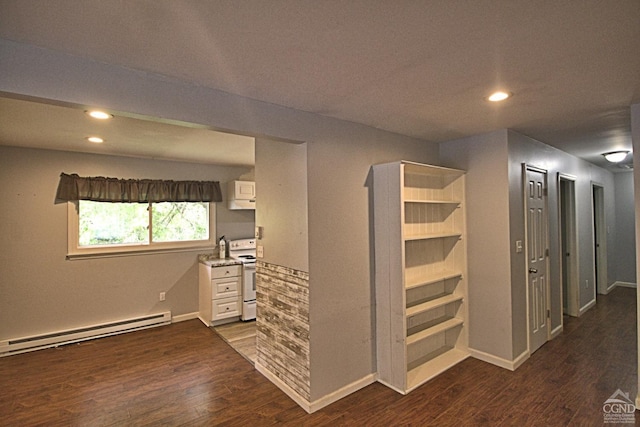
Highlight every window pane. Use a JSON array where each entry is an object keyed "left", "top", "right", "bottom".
[
  {"left": 79, "top": 201, "right": 149, "bottom": 246},
  {"left": 151, "top": 202, "right": 209, "bottom": 242}
]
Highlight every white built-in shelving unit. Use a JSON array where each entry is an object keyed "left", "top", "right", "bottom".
[{"left": 373, "top": 160, "right": 469, "bottom": 394}]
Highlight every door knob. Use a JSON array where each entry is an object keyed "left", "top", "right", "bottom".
[{"left": 529, "top": 268, "right": 538, "bottom": 274}]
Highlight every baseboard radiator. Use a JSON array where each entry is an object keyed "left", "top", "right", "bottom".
[{"left": 0, "top": 311, "right": 171, "bottom": 357}]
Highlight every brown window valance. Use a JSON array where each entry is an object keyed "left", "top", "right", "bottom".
[{"left": 55, "top": 173, "right": 222, "bottom": 204}]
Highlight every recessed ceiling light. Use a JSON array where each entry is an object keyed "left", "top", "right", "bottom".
[
  {"left": 487, "top": 91, "right": 512, "bottom": 102},
  {"left": 603, "top": 150, "right": 630, "bottom": 163},
  {"left": 87, "top": 136, "right": 104, "bottom": 143},
  {"left": 86, "top": 110, "right": 112, "bottom": 120}
]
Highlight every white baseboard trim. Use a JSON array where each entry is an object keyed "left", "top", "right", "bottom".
[
  {"left": 256, "top": 362, "right": 312, "bottom": 412},
  {"left": 511, "top": 349, "right": 529, "bottom": 370},
  {"left": 309, "top": 373, "right": 376, "bottom": 413},
  {"left": 377, "top": 378, "right": 406, "bottom": 395},
  {"left": 172, "top": 312, "right": 198, "bottom": 323},
  {"left": 255, "top": 362, "right": 376, "bottom": 414},
  {"left": 469, "top": 348, "right": 529, "bottom": 371},
  {"left": 579, "top": 298, "right": 597, "bottom": 316},
  {"left": 614, "top": 281, "right": 637, "bottom": 289},
  {"left": 550, "top": 324, "right": 563, "bottom": 339},
  {"left": 604, "top": 282, "right": 617, "bottom": 294}
]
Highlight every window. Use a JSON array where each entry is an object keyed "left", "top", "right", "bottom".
[{"left": 68, "top": 201, "right": 216, "bottom": 258}]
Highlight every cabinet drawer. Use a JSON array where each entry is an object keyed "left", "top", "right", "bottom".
[
  {"left": 212, "top": 296, "right": 241, "bottom": 320},
  {"left": 211, "top": 264, "right": 242, "bottom": 279},
  {"left": 212, "top": 277, "right": 239, "bottom": 298}
]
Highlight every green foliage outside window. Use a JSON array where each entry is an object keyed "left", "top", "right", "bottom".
[
  {"left": 152, "top": 202, "right": 208, "bottom": 242},
  {"left": 79, "top": 201, "right": 209, "bottom": 247}
]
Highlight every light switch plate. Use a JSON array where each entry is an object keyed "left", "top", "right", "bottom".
[{"left": 515, "top": 240, "right": 523, "bottom": 253}]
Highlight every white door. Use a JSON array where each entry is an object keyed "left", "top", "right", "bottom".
[{"left": 525, "top": 166, "right": 549, "bottom": 354}]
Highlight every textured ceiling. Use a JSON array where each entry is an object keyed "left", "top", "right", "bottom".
[{"left": 0, "top": 1, "right": 639, "bottom": 170}]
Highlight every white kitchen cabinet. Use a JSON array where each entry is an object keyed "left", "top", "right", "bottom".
[
  {"left": 198, "top": 263, "right": 242, "bottom": 325},
  {"left": 227, "top": 180, "right": 256, "bottom": 210},
  {"left": 212, "top": 296, "right": 242, "bottom": 319},
  {"left": 373, "top": 160, "right": 469, "bottom": 394}
]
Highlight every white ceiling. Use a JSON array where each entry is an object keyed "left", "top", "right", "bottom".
[
  {"left": 0, "top": 97, "right": 255, "bottom": 166},
  {"left": 0, "top": 1, "right": 639, "bottom": 170}
]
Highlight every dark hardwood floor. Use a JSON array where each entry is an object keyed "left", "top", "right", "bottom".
[{"left": 1, "top": 287, "right": 637, "bottom": 426}]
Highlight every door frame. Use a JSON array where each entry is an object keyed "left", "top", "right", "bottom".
[
  {"left": 523, "top": 164, "right": 551, "bottom": 353},
  {"left": 591, "top": 182, "right": 609, "bottom": 295},
  {"left": 558, "top": 173, "right": 579, "bottom": 317}
]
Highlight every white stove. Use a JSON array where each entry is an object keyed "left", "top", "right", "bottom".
[{"left": 228, "top": 238, "right": 256, "bottom": 321}]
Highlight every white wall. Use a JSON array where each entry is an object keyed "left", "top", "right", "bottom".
[
  {"left": 306, "top": 128, "right": 437, "bottom": 400},
  {"left": 440, "top": 129, "right": 616, "bottom": 364},
  {"left": 507, "top": 131, "right": 571, "bottom": 356},
  {"left": 0, "top": 38, "right": 438, "bottom": 403},
  {"left": 614, "top": 171, "right": 636, "bottom": 284},
  {"left": 0, "top": 145, "right": 253, "bottom": 340},
  {"left": 507, "top": 130, "right": 615, "bottom": 356},
  {"left": 255, "top": 138, "right": 309, "bottom": 272},
  {"left": 632, "top": 102, "right": 640, "bottom": 407},
  {"left": 440, "top": 130, "right": 514, "bottom": 361}
]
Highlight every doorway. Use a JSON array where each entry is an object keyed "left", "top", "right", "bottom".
[
  {"left": 559, "top": 174, "right": 579, "bottom": 317},
  {"left": 592, "top": 183, "right": 608, "bottom": 295},
  {"left": 524, "top": 165, "right": 550, "bottom": 354}
]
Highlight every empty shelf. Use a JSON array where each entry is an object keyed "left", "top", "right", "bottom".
[
  {"left": 406, "top": 348, "right": 470, "bottom": 392},
  {"left": 404, "top": 232, "right": 461, "bottom": 241},
  {"left": 406, "top": 318, "right": 463, "bottom": 346},
  {"left": 404, "top": 199, "right": 462, "bottom": 205},
  {"left": 405, "top": 270, "right": 462, "bottom": 290},
  {"left": 406, "top": 294, "right": 463, "bottom": 318}
]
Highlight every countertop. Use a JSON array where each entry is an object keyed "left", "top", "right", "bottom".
[{"left": 198, "top": 253, "right": 243, "bottom": 267}]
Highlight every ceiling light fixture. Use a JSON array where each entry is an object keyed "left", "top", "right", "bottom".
[
  {"left": 603, "top": 150, "right": 630, "bottom": 163},
  {"left": 87, "top": 136, "right": 104, "bottom": 143},
  {"left": 86, "top": 110, "right": 112, "bottom": 120},
  {"left": 487, "top": 91, "right": 512, "bottom": 102}
]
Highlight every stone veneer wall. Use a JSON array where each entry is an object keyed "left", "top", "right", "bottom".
[{"left": 256, "top": 260, "right": 310, "bottom": 401}]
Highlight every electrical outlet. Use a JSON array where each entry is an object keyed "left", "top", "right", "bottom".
[
  {"left": 159, "top": 292, "right": 166, "bottom": 301},
  {"left": 585, "top": 280, "right": 589, "bottom": 289},
  {"left": 257, "top": 245, "right": 264, "bottom": 258}
]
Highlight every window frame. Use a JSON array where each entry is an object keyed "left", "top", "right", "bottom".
[{"left": 67, "top": 200, "right": 216, "bottom": 259}]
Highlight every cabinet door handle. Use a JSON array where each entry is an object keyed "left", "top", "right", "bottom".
[{"left": 528, "top": 268, "right": 538, "bottom": 274}]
